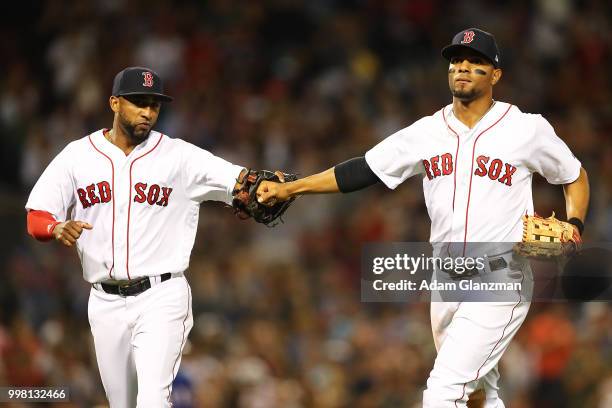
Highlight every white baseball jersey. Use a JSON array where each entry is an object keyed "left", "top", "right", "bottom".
[
  {"left": 365, "top": 101, "right": 581, "bottom": 244},
  {"left": 366, "top": 101, "right": 581, "bottom": 406},
  {"left": 26, "top": 129, "right": 244, "bottom": 283}
]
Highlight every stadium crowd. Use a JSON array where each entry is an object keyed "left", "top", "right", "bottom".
[{"left": 0, "top": 0, "right": 611, "bottom": 407}]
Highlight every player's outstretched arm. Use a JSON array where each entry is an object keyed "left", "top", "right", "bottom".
[
  {"left": 257, "top": 168, "right": 338, "bottom": 203},
  {"left": 27, "top": 210, "right": 93, "bottom": 247},
  {"left": 563, "top": 166, "right": 589, "bottom": 235},
  {"left": 257, "top": 156, "right": 380, "bottom": 204}
]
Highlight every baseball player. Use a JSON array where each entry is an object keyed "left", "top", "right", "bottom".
[
  {"left": 25, "top": 67, "right": 258, "bottom": 407},
  {"left": 257, "top": 28, "right": 590, "bottom": 407}
]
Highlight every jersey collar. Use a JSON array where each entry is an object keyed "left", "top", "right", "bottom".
[
  {"left": 91, "top": 129, "right": 161, "bottom": 160},
  {"left": 446, "top": 101, "right": 510, "bottom": 134}
]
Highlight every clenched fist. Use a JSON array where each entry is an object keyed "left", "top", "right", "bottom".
[
  {"left": 53, "top": 221, "right": 93, "bottom": 247},
  {"left": 256, "top": 180, "right": 291, "bottom": 205}
]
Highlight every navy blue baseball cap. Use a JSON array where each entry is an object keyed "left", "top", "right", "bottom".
[
  {"left": 441, "top": 28, "right": 501, "bottom": 68},
  {"left": 112, "top": 66, "right": 173, "bottom": 102}
]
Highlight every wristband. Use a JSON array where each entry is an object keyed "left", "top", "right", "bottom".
[
  {"left": 27, "top": 210, "right": 61, "bottom": 241},
  {"left": 567, "top": 218, "right": 584, "bottom": 235}
]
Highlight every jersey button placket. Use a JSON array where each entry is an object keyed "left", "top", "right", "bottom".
[
  {"left": 450, "top": 129, "right": 472, "bottom": 242},
  {"left": 113, "top": 160, "right": 130, "bottom": 279}
]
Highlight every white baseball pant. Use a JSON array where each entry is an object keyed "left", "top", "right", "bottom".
[
  {"left": 88, "top": 275, "right": 193, "bottom": 408},
  {"left": 423, "top": 264, "right": 533, "bottom": 407}
]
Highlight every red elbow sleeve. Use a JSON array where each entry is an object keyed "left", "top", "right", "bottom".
[{"left": 27, "top": 210, "right": 60, "bottom": 241}]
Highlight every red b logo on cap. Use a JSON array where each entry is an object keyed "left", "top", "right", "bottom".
[
  {"left": 142, "top": 72, "right": 154, "bottom": 87},
  {"left": 461, "top": 31, "right": 475, "bottom": 44}
]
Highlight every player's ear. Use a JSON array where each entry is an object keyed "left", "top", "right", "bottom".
[
  {"left": 109, "top": 96, "right": 120, "bottom": 113},
  {"left": 491, "top": 68, "right": 502, "bottom": 85}
]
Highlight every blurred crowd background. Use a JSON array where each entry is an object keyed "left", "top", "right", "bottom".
[{"left": 1, "top": 0, "right": 611, "bottom": 407}]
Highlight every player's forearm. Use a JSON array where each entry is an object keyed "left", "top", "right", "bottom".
[
  {"left": 284, "top": 157, "right": 380, "bottom": 197},
  {"left": 563, "top": 167, "right": 589, "bottom": 223},
  {"left": 27, "top": 210, "right": 60, "bottom": 241},
  {"left": 284, "top": 168, "right": 339, "bottom": 197}
]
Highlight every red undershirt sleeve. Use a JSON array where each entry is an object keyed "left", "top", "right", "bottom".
[{"left": 27, "top": 210, "right": 61, "bottom": 241}]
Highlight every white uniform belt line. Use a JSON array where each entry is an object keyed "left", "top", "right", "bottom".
[{"left": 439, "top": 251, "right": 521, "bottom": 279}]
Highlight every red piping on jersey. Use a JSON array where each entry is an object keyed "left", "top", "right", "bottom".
[
  {"left": 126, "top": 133, "right": 164, "bottom": 280},
  {"left": 463, "top": 104, "right": 512, "bottom": 256},
  {"left": 442, "top": 107, "right": 461, "bottom": 211},
  {"left": 454, "top": 271, "right": 524, "bottom": 407},
  {"left": 89, "top": 132, "right": 115, "bottom": 279},
  {"left": 442, "top": 107, "right": 461, "bottom": 257}
]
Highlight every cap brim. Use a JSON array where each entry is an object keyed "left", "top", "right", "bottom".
[
  {"left": 116, "top": 92, "right": 174, "bottom": 102},
  {"left": 441, "top": 44, "right": 497, "bottom": 67}
]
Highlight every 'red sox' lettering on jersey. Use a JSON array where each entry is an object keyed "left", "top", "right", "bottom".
[
  {"left": 474, "top": 155, "right": 517, "bottom": 186},
  {"left": 423, "top": 153, "right": 454, "bottom": 180},
  {"left": 77, "top": 181, "right": 112, "bottom": 208},
  {"left": 133, "top": 183, "right": 173, "bottom": 206},
  {"left": 365, "top": 102, "right": 581, "bottom": 243},
  {"left": 423, "top": 153, "right": 518, "bottom": 186},
  {"left": 77, "top": 181, "right": 174, "bottom": 209},
  {"left": 25, "top": 129, "right": 244, "bottom": 283}
]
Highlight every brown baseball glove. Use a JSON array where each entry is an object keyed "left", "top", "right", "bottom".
[
  {"left": 232, "top": 169, "right": 298, "bottom": 226},
  {"left": 513, "top": 212, "right": 582, "bottom": 260}
]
